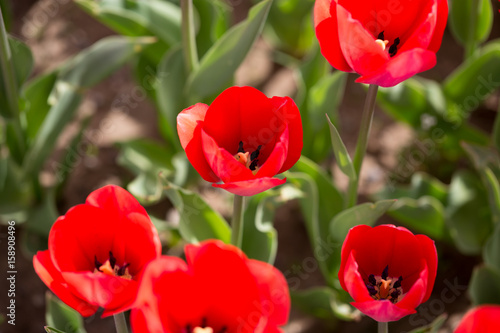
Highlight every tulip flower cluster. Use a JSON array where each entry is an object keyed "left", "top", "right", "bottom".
[
  {"left": 31, "top": 0, "right": 457, "bottom": 330},
  {"left": 34, "top": 185, "right": 290, "bottom": 332}
]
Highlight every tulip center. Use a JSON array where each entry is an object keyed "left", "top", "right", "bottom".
[
  {"left": 375, "top": 31, "right": 400, "bottom": 57},
  {"left": 234, "top": 141, "right": 262, "bottom": 175},
  {"left": 185, "top": 318, "right": 227, "bottom": 333},
  {"left": 365, "top": 265, "right": 403, "bottom": 303},
  {"left": 94, "top": 251, "right": 132, "bottom": 280}
]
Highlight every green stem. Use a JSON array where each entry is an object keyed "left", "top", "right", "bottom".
[
  {"left": 231, "top": 195, "right": 245, "bottom": 248},
  {"left": 0, "top": 6, "right": 25, "bottom": 157},
  {"left": 378, "top": 321, "right": 388, "bottom": 333},
  {"left": 345, "top": 84, "right": 379, "bottom": 208},
  {"left": 113, "top": 312, "right": 129, "bottom": 333},
  {"left": 181, "top": 0, "right": 199, "bottom": 73}
]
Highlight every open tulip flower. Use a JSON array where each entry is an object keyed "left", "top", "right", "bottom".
[
  {"left": 131, "top": 240, "right": 290, "bottom": 332},
  {"left": 33, "top": 185, "right": 161, "bottom": 317},
  {"left": 177, "top": 86, "right": 303, "bottom": 196},
  {"left": 314, "top": 0, "right": 448, "bottom": 87},
  {"left": 338, "top": 224, "right": 437, "bottom": 322},
  {"left": 454, "top": 305, "right": 500, "bottom": 333}
]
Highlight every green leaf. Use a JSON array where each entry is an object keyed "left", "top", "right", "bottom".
[
  {"left": 494, "top": 112, "right": 500, "bottom": 152},
  {"left": 22, "top": 90, "right": 82, "bottom": 179},
  {"left": 23, "top": 36, "right": 146, "bottom": 179},
  {"left": 406, "top": 313, "right": 447, "bottom": 333},
  {"left": 193, "top": 0, "right": 230, "bottom": 57},
  {"left": 291, "top": 156, "right": 344, "bottom": 223},
  {"left": 484, "top": 223, "right": 500, "bottom": 271},
  {"left": 377, "top": 78, "right": 427, "bottom": 128},
  {"left": 286, "top": 168, "right": 340, "bottom": 285},
  {"left": 45, "top": 327, "right": 67, "bottom": 333},
  {"left": 449, "top": 0, "right": 493, "bottom": 47},
  {"left": 443, "top": 40, "right": 500, "bottom": 105},
  {"left": 469, "top": 265, "right": 500, "bottom": 305},
  {"left": 0, "top": 158, "right": 32, "bottom": 221},
  {"left": 75, "top": 0, "right": 181, "bottom": 46},
  {"left": 56, "top": 36, "right": 153, "bottom": 92},
  {"left": 8, "top": 36, "right": 34, "bottom": 88},
  {"left": 376, "top": 172, "right": 448, "bottom": 204},
  {"left": 308, "top": 72, "right": 347, "bottom": 130},
  {"left": 291, "top": 287, "right": 359, "bottom": 321},
  {"left": 462, "top": 142, "right": 500, "bottom": 224},
  {"left": 267, "top": 0, "right": 315, "bottom": 54},
  {"left": 330, "top": 200, "right": 396, "bottom": 243},
  {"left": 117, "top": 139, "right": 176, "bottom": 204},
  {"left": 242, "top": 191, "right": 278, "bottom": 264},
  {"left": 22, "top": 71, "right": 58, "bottom": 141},
  {"left": 155, "top": 46, "right": 186, "bottom": 147},
  {"left": 388, "top": 196, "right": 446, "bottom": 240},
  {"left": 445, "top": 170, "right": 493, "bottom": 255},
  {"left": 163, "top": 184, "right": 231, "bottom": 243},
  {"left": 188, "top": 0, "right": 272, "bottom": 98},
  {"left": 326, "top": 114, "right": 356, "bottom": 180},
  {"left": 45, "top": 292, "right": 87, "bottom": 333}
]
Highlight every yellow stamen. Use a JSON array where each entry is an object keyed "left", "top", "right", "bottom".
[
  {"left": 98, "top": 261, "right": 115, "bottom": 276},
  {"left": 375, "top": 39, "right": 389, "bottom": 51},
  {"left": 193, "top": 328, "right": 213, "bottom": 333},
  {"left": 235, "top": 152, "right": 250, "bottom": 167},
  {"left": 379, "top": 279, "right": 392, "bottom": 299},
  {"left": 94, "top": 260, "right": 132, "bottom": 280}
]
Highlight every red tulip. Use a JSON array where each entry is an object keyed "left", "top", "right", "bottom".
[
  {"left": 131, "top": 240, "right": 290, "bottom": 332},
  {"left": 454, "top": 305, "right": 500, "bottom": 333},
  {"left": 177, "top": 86, "right": 303, "bottom": 196},
  {"left": 338, "top": 224, "right": 437, "bottom": 322},
  {"left": 33, "top": 185, "right": 161, "bottom": 317},
  {"left": 314, "top": 0, "right": 448, "bottom": 87}
]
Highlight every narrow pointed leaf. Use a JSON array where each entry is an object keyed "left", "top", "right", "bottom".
[
  {"left": 327, "top": 114, "right": 356, "bottom": 180},
  {"left": 188, "top": 0, "right": 272, "bottom": 98},
  {"left": 330, "top": 200, "right": 396, "bottom": 242}
]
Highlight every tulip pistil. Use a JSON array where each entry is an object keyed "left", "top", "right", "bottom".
[
  {"left": 374, "top": 31, "right": 400, "bottom": 57},
  {"left": 365, "top": 265, "right": 403, "bottom": 303},
  {"left": 94, "top": 251, "right": 132, "bottom": 280},
  {"left": 235, "top": 141, "right": 262, "bottom": 174}
]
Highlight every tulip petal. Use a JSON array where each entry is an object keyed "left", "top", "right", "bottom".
[
  {"left": 183, "top": 241, "right": 262, "bottom": 331},
  {"left": 50, "top": 206, "right": 112, "bottom": 272},
  {"left": 395, "top": 260, "right": 428, "bottom": 312},
  {"left": 85, "top": 184, "right": 148, "bottom": 218},
  {"left": 201, "top": 129, "right": 255, "bottom": 182},
  {"left": 315, "top": 7, "right": 353, "bottom": 72},
  {"left": 33, "top": 251, "right": 98, "bottom": 317},
  {"left": 62, "top": 271, "right": 137, "bottom": 317},
  {"left": 213, "top": 177, "right": 287, "bottom": 196},
  {"left": 202, "top": 86, "right": 277, "bottom": 153},
  {"left": 177, "top": 103, "right": 209, "bottom": 149},
  {"left": 399, "top": 0, "right": 437, "bottom": 53},
  {"left": 271, "top": 97, "right": 303, "bottom": 174},
  {"left": 336, "top": 3, "right": 388, "bottom": 75},
  {"left": 314, "top": 0, "right": 332, "bottom": 28},
  {"left": 134, "top": 256, "right": 191, "bottom": 332},
  {"left": 112, "top": 212, "right": 162, "bottom": 276},
  {"left": 355, "top": 48, "right": 436, "bottom": 87},
  {"left": 454, "top": 305, "right": 500, "bottom": 333},
  {"left": 428, "top": 0, "right": 448, "bottom": 53},
  {"left": 184, "top": 119, "right": 221, "bottom": 183},
  {"left": 352, "top": 299, "right": 416, "bottom": 322},
  {"left": 343, "top": 251, "right": 374, "bottom": 303},
  {"left": 415, "top": 234, "right": 438, "bottom": 302},
  {"left": 247, "top": 259, "right": 291, "bottom": 327},
  {"left": 256, "top": 125, "right": 288, "bottom": 178}
]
